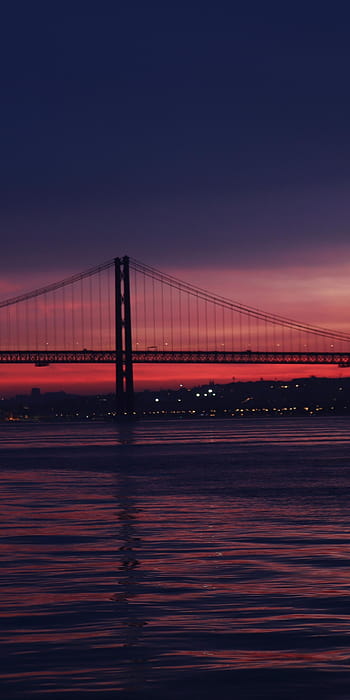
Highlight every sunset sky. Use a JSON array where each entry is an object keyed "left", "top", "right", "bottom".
[{"left": 1, "top": 4, "right": 350, "bottom": 394}]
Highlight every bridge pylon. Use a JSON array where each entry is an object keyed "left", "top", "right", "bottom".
[{"left": 115, "top": 256, "right": 134, "bottom": 417}]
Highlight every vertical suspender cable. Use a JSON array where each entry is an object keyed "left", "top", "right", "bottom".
[
  {"left": 247, "top": 310, "right": 251, "bottom": 349},
  {"left": 25, "top": 299, "right": 29, "bottom": 349},
  {"left": 80, "top": 278, "right": 85, "bottom": 349},
  {"left": 161, "top": 278, "right": 165, "bottom": 348},
  {"left": 62, "top": 285, "right": 66, "bottom": 350},
  {"left": 205, "top": 299, "right": 208, "bottom": 351},
  {"left": 44, "top": 292, "right": 48, "bottom": 349},
  {"left": 71, "top": 283, "right": 75, "bottom": 349},
  {"left": 179, "top": 287, "right": 182, "bottom": 351},
  {"left": 213, "top": 301, "right": 217, "bottom": 351},
  {"left": 34, "top": 295, "right": 38, "bottom": 350},
  {"left": 152, "top": 276, "right": 156, "bottom": 347},
  {"left": 170, "top": 284, "right": 173, "bottom": 350},
  {"left": 89, "top": 275, "right": 93, "bottom": 349},
  {"left": 53, "top": 290, "right": 57, "bottom": 349},
  {"left": 143, "top": 272, "right": 147, "bottom": 349},
  {"left": 6, "top": 306, "right": 10, "bottom": 349},
  {"left": 15, "top": 302, "right": 19, "bottom": 350},
  {"left": 98, "top": 270, "right": 102, "bottom": 350},
  {"left": 187, "top": 291, "right": 191, "bottom": 351},
  {"left": 108, "top": 266, "right": 112, "bottom": 350},
  {"left": 131, "top": 267, "right": 136, "bottom": 351},
  {"left": 222, "top": 306, "right": 225, "bottom": 350},
  {"left": 196, "top": 293, "right": 199, "bottom": 351},
  {"left": 231, "top": 307, "right": 234, "bottom": 352}
]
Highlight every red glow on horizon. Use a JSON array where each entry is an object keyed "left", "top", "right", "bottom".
[{"left": 0, "top": 363, "right": 349, "bottom": 397}]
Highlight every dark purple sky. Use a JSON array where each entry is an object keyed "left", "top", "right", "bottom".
[{"left": 1, "top": 3, "right": 350, "bottom": 281}]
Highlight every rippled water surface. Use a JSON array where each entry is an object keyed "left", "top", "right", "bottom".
[{"left": 1, "top": 417, "right": 350, "bottom": 699}]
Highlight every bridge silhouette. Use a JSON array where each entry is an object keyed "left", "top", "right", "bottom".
[{"left": 1, "top": 255, "right": 350, "bottom": 414}]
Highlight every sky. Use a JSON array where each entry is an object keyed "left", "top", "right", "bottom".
[{"left": 1, "top": 3, "right": 350, "bottom": 394}]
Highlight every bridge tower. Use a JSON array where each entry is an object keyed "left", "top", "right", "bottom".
[{"left": 115, "top": 256, "right": 134, "bottom": 415}]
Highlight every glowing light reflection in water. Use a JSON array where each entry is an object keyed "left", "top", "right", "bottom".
[{"left": 1, "top": 418, "right": 350, "bottom": 698}]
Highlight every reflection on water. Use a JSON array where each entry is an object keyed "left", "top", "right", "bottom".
[
  {"left": 1, "top": 419, "right": 350, "bottom": 698},
  {"left": 1, "top": 415, "right": 350, "bottom": 448},
  {"left": 115, "top": 470, "right": 148, "bottom": 696}
]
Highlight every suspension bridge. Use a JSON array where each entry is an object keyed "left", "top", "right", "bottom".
[{"left": 1, "top": 255, "right": 350, "bottom": 414}]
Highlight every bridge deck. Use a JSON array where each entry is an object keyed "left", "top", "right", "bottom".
[{"left": 0, "top": 350, "right": 349, "bottom": 365}]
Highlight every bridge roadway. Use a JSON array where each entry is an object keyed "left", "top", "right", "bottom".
[{"left": 0, "top": 350, "right": 350, "bottom": 366}]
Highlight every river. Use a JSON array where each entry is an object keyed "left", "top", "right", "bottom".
[{"left": 1, "top": 417, "right": 350, "bottom": 698}]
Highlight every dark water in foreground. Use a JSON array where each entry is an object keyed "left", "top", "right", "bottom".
[{"left": 1, "top": 417, "right": 350, "bottom": 699}]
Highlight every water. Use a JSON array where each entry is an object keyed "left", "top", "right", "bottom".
[{"left": 1, "top": 417, "right": 350, "bottom": 699}]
